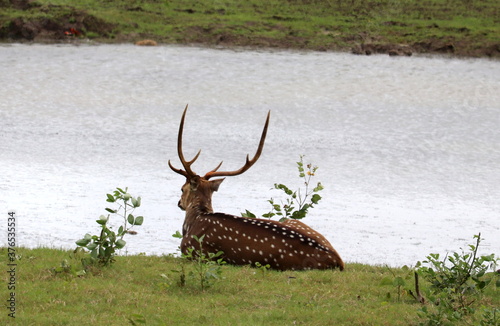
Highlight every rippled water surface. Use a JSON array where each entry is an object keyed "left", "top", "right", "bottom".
[{"left": 1, "top": 44, "right": 499, "bottom": 266}]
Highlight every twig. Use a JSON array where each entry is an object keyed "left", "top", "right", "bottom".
[{"left": 409, "top": 271, "right": 426, "bottom": 304}]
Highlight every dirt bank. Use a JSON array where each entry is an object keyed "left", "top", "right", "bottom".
[{"left": 1, "top": 1, "right": 498, "bottom": 58}]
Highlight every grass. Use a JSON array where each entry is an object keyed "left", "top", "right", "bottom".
[
  {"left": 1, "top": 0, "right": 499, "bottom": 57},
  {"left": 1, "top": 247, "right": 498, "bottom": 325}
]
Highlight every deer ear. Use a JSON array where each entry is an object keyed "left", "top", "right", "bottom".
[
  {"left": 210, "top": 178, "right": 225, "bottom": 192},
  {"left": 189, "top": 176, "right": 200, "bottom": 191}
]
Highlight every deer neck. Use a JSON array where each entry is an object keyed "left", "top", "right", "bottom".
[{"left": 182, "top": 191, "right": 214, "bottom": 235}]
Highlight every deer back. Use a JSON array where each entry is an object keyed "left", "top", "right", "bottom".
[
  {"left": 281, "top": 218, "right": 335, "bottom": 252},
  {"left": 181, "top": 213, "right": 344, "bottom": 271}
]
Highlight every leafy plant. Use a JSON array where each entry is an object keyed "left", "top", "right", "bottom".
[
  {"left": 255, "top": 262, "right": 271, "bottom": 276},
  {"left": 480, "top": 307, "right": 499, "bottom": 326},
  {"left": 381, "top": 265, "right": 415, "bottom": 302},
  {"left": 51, "top": 258, "right": 86, "bottom": 277},
  {"left": 242, "top": 155, "right": 323, "bottom": 221},
  {"left": 416, "top": 233, "right": 499, "bottom": 325},
  {"left": 171, "top": 232, "right": 226, "bottom": 291},
  {"left": 75, "top": 187, "right": 144, "bottom": 267}
]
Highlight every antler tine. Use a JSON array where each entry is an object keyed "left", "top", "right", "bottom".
[
  {"left": 205, "top": 111, "right": 270, "bottom": 180},
  {"left": 207, "top": 161, "right": 224, "bottom": 174},
  {"left": 168, "top": 104, "right": 201, "bottom": 178},
  {"left": 168, "top": 159, "right": 187, "bottom": 177}
]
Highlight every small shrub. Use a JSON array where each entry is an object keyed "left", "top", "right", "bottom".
[
  {"left": 171, "top": 232, "right": 226, "bottom": 291},
  {"left": 75, "top": 187, "right": 144, "bottom": 267},
  {"left": 50, "top": 258, "right": 86, "bottom": 277},
  {"left": 381, "top": 265, "right": 415, "bottom": 302},
  {"left": 255, "top": 262, "right": 271, "bottom": 276},
  {"left": 416, "top": 233, "right": 498, "bottom": 325},
  {"left": 242, "top": 155, "right": 323, "bottom": 221}
]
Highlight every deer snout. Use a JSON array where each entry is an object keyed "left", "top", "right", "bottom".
[{"left": 177, "top": 200, "right": 185, "bottom": 211}]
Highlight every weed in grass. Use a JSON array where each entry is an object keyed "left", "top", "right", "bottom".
[
  {"left": 255, "top": 261, "right": 271, "bottom": 276},
  {"left": 51, "top": 258, "right": 86, "bottom": 277},
  {"left": 480, "top": 307, "right": 500, "bottom": 326},
  {"left": 381, "top": 264, "right": 415, "bottom": 302},
  {"left": 170, "top": 232, "right": 226, "bottom": 291},
  {"left": 75, "top": 187, "right": 144, "bottom": 268}
]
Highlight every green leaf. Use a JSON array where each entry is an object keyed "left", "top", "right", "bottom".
[
  {"left": 115, "top": 239, "right": 126, "bottom": 249},
  {"left": 393, "top": 276, "right": 406, "bottom": 287},
  {"left": 86, "top": 243, "right": 98, "bottom": 250},
  {"left": 275, "top": 183, "right": 293, "bottom": 195},
  {"left": 172, "top": 230, "right": 183, "bottom": 239},
  {"left": 292, "top": 210, "right": 306, "bottom": 219},
  {"left": 105, "top": 246, "right": 114, "bottom": 257},
  {"left": 106, "top": 194, "right": 115, "bottom": 202},
  {"left": 241, "top": 210, "right": 256, "bottom": 218},
  {"left": 106, "top": 234, "right": 115, "bottom": 245},
  {"left": 75, "top": 238, "right": 91, "bottom": 247},
  {"left": 193, "top": 234, "right": 205, "bottom": 243},
  {"left": 313, "top": 182, "right": 324, "bottom": 192},
  {"left": 311, "top": 194, "right": 322, "bottom": 204},
  {"left": 96, "top": 215, "right": 108, "bottom": 225},
  {"left": 132, "top": 196, "right": 141, "bottom": 208},
  {"left": 134, "top": 216, "right": 144, "bottom": 226},
  {"left": 116, "top": 187, "right": 126, "bottom": 194},
  {"left": 380, "top": 276, "right": 393, "bottom": 286},
  {"left": 127, "top": 214, "right": 135, "bottom": 225},
  {"left": 105, "top": 208, "right": 117, "bottom": 213},
  {"left": 476, "top": 280, "right": 487, "bottom": 290}
]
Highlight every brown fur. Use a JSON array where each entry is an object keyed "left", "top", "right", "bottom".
[{"left": 178, "top": 177, "right": 344, "bottom": 271}]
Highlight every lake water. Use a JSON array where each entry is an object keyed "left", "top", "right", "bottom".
[{"left": 1, "top": 43, "right": 499, "bottom": 267}]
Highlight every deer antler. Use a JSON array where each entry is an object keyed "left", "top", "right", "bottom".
[
  {"left": 204, "top": 111, "right": 270, "bottom": 180},
  {"left": 168, "top": 104, "right": 201, "bottom": 178}
]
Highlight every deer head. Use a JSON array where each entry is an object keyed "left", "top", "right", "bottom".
[
  {"left": 169, "top": 105, "right": 344, "bottom": 271},
  {"left": 169, "top": 105, "right": 269, "bottom": 216}
]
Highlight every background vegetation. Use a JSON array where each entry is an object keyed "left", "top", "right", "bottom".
[{"left": 1, "top": 0, "right": 499, "bottom": 57}]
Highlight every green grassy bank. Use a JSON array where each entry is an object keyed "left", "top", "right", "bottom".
[
  {"left": 1, "top": 247, "right": 498, "bottom": 325},
  {"left": 1, "top": 0, "right": 499, "bottom": 57}
]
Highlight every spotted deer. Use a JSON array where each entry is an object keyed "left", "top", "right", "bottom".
[
  {"left": 169, "top": 105, "right": 344, "bottom": 271},
  {"left": 281, "top": 218, "right": 337, "bottom": 253}
]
